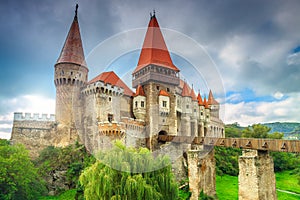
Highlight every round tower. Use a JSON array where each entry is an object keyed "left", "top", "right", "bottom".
[{"left": 54, "top": 4, "right": 88, "bottom": 126}]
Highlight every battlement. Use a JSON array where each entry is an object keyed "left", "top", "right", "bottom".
[
  {"left": 82, "top": 81, "right": 124, "bottom": 96},
  {"left": 14, "top": 112, "right": 55, "bottom": 122}
]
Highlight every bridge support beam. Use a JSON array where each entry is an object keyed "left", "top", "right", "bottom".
[
  {"left": 188, "top": 146, "right": 216, "bottom": 200},
  {"left": 239, "top": 149, "right": 277, "bottom": 200}
]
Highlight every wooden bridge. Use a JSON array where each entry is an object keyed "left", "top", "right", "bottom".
[{"left": 158, "top": 135, "right": 300, "bottom": 153}]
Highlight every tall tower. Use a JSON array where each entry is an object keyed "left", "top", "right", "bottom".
[
  {"left": 132, "top": 13, "right": 180, "bottom": 149},
  {"left": 54, "top": 4, "right": 88, "bottom": 127}
]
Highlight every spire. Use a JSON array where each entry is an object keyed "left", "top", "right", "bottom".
[
  {"left": 56, "top": 4, "right": 87, "bottom": 67},
  {"left": 133, "top": 13, "right": 179, "bottom": 73},
  {"left": 203, "top": 97, "right": 209, "bottom": 109},
  {"left": 190, "top": 87, "right": 197, "bottom": 101},
  {"left": 197, "top": 92, "right": 204, "bottom": 106},
  {"left": 181, "top": 81, "right": 190, "bottom": 97},
  {"left": 134, "top": 85, "right": 146, "bottom": 96},
  {"left": 207, "top": 90, "right": 219, "bottom": 105}
]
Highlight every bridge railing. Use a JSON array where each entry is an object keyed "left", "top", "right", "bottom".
[{"left": 158, "top": 135, "right": 300, "bottom": 153}]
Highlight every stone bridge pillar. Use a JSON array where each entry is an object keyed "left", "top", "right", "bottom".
[
  {"left": 188, "top": 146, "right": 216, "bottom": 200},
  {"left": 239, "top": 149, "right": 277, "bottom": 200}
]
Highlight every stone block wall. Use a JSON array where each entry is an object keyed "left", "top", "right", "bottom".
[
  {"left": 187, "top": 146, "right": 216, "bottom": 200},
  {"left": 238, "top": 149, "right": 277, "bottom": 200}
]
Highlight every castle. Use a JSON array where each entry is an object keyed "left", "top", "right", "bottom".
[{"left": 11, "top": 5, "right": 224, "bottom": 173}]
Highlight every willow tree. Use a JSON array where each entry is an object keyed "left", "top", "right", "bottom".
[{"left": 79, "top": 141, "right": 178, "bottom": 200}]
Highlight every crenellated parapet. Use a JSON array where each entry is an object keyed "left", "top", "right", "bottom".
[
  {"left": 14, "top": 112, "right": 55, "bottom": 122},
  {"left": 97, "top": 118, "right": 145, "bottom": 137},
  {"left": 82, "top": 81, "right": 124, "bottom": 96}
]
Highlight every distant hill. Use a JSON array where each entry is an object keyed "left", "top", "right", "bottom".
[
  {"left": 225, "top": 122, "right": 300, "bottom": 140},
  {"left": 263, "top": 122, "right": 300, "bottom": 140}
]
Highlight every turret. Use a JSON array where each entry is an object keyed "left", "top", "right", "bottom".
[
  {"left": 207, "top": 90, "right": 220, "bottom": 118},
  {"left": 133, "top": 85, "right": 146, "bottom": 120},
  {"left": 132, "top": 12, "right": 180, "bottom": 88},
  {"left": 181, "top": 81, "right": 192, "bottom": 114},
  {"left": 54, "top": 4, "right": 88, "bottom": 126}
]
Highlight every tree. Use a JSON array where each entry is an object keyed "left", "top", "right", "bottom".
[
  {"left": 0, "top": 139, "right": 46, "bottom": 199},
  {"left": 242, "top": 124, "right": 271, "bottom": 138},
  {"left": 34, "top": 142, "right": 95, "bottom": 192},
  {"left": 79, "top": 141, "right": 178, "bottom": 200},
  {"left": 225, "top": 124, "right": 242, "bottom": 138}
]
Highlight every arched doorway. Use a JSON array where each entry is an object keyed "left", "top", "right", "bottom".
[{"left": 158, "top": 130, "right": 168, "bottom": 144}]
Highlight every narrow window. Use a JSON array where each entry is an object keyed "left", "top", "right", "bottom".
[
  {"left": 167, "top": 88, "right": 170, "bottom": 92},
  {"left": 141, "top": 101, "right": 145, "bottom": 108},
  {"left": 108, "top": 97, "right": 112, "bottom": 102},
  {"left": 135, "top": 101, "right": 138, "bottom": 108},
  {"left": 162, "top": 101, "right": 167, "bottom": 107},
  {"left": 156, "top": 86, "right": 160, "bottom": 90},
  {"left": 108, "top": 114, "right": 113, "bottom": 122}
]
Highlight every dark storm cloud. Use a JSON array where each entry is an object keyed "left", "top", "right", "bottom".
[{"left": 0, "top": 0, "right": 117, "bottom": 99}]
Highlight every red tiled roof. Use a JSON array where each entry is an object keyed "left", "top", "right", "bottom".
[
  {"left": 88, "top": 71, "right": 134, "bottom": 96},
  {"left": 159, "top": 89, "right": 170, "bottom": 96},
  {"left": 133, "top": 15, "right": 179, "bottom": 73},
  {"left": 207, "top": 90, "right": 219, "bottom": 105},
  {"left": 203, "top": 98, "right": 209, "bottom": 109},
  {"left": 181, "top": 81, "right": 191, "bottom": 97},
  {"left": 134, "top": 85, "right": 145, "bottom": 96},
  {"left": 56, "top": 13, "right": 87, "bottom": 67},
  {"left": 190, "top": 88, "right": 197, "bottom": 101}
]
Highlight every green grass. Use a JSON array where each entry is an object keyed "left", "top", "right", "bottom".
[
  {"left": 276, "top": 170, "right": 300, "bottom": 194},
  {"left": 277, "top": 190, "right": 300, "bottom": 200},
  {"left": 216, "top": 174, "right": 238, "bottom": 200},
  {"left": 216, "top": 172, "right": 300, "bottom": 200}
]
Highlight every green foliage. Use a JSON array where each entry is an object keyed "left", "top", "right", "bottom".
[
  {"left": 199, "top": 190, "right": 214, "bottom": 200},
  {"left": 38, "top": 189, "right": 77, "bottom": 200},
  {"left": 242, "top": 124, "right": 271, "bottom": 138},
  {"left": 267, "top": 132, "right": 284, "bottom": 139},
  {"left": 34, "top": 142, "right": 95, "bottom": 194},
  {"left": 0, "top": 139, "right": 46, "bottom": 199},
  {"left": 271, "top": 152, "right": 300, "bottom": 172},
  {"left": 215, "top": 147, "right": 241, "bottom": 176},
  {"left": 79, "top": 141, "right": 178, "bottom": 200},
  {"left": 225, "top": 124, "right": 243, "bottom": 138}
]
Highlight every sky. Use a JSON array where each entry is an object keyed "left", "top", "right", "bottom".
[{"left": 1, "top": 0, "right": 300, "bottom": 139}]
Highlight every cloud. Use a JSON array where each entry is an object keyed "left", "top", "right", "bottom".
[
  {"left": 224, "top": 93, "right": 300, "bottom": 126},
  {"left": 0, "top": 94, "right": 55, "bottom": 139}
]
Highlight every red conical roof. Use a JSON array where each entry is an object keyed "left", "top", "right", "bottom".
[
  {"left": 181, "top": 81, "right": 191, "bottom": 97},
  {"left": 134, "top": 85, "right": 145, "bottom": 96},
  {"left": 89, "top": 71, "right": 134, "bottom": 96},
  {"left": 203, "top": 98, "right": 209, "bottom": 109},
  {"left": 133, "top": 15, "right": 179, "bottom": 73},
  {"left": 56, "top": 6, "right": 87, "bottom": 67},
  {"left": 159, "top": 89, "right": 170, "bottom": 96},
  {"left": 207, "top": 90, "right": 219, "bottom": 105},
  {"left": 190, "top": 88, "right": 197, "bottom": 101},
  {"left": 197, "top": 93, "right": 204, "bottom": 106}
]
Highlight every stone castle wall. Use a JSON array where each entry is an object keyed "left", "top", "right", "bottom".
[{"left": 11, "top": 112, "right": 78, "bottom": 158}]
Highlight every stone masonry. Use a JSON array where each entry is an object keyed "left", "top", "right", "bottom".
[{"left": 239, "top": 149, "right": 277, "bottom": 200}]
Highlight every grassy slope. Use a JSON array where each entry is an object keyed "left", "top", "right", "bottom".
[
  {"left": 276, "top": 171, "right": 300, "bottom": 194},
  {"left": 216, "top": 171, "right": 300, "bottom": 200}
]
